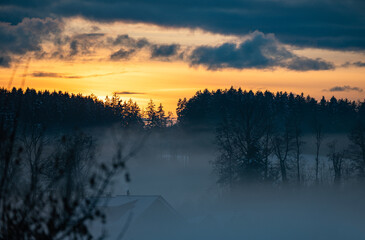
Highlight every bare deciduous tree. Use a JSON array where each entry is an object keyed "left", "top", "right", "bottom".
[
  {"left": 327, "top": 141, "right": 345, "bottom": 185},
  {"left": 313, "top": 116, "right": 324, "bottom": 184},
  {"left": 294, "top": 122, "right": 304, "bottom": 185},
  {"left": 273, "top": 121, "right": 293, "bottom": 184},
  {"left": 348, "top": 121, "right": 365, "bottom": 179},
  {"left": 0, "top": 112, "right": 142, "bottom": 239},
  {"left": 214, "top": 94, "right": 269, "bottom": 186}
]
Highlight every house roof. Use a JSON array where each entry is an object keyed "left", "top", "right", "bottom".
[
  {"left": 96, "top": 195, "right": 181, "bottom": 223},
  {"left": 92, "top": 195, "right": 183, "bottom": 239},
  {"left": 98, "top": 195, "right": 160, "bottom": 220}
]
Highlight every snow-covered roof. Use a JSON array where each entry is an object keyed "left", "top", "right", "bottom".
[
  {"left": 97, "top": 195, "right": 182, "bottom": 223},
  {"left": 97, "top": 195, "right": 162, "bottom": 221},
  {"left": 92, "top": 195, "right": 183, "bottom": 239},
  {"left": 90, "top": 195, "right": 182, "bottom": 239}
]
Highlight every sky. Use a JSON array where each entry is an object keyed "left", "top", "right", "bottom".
[{"left": 1, "top": 0, "right": 365, "bottom": 113}]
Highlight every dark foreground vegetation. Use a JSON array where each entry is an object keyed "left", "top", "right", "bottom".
[
  {"left": 1, "top": 86, "right": 365, "bottom": 239},
  {"left": 0, "top": 87, "right": 173, "bottom": 239},
  {"left": 0, "top": 88, "right": 147, "bottom": 239}
]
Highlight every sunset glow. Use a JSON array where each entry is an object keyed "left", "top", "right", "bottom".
[{"left": 1, "top": 5, "right": 365, "bottom": 113}]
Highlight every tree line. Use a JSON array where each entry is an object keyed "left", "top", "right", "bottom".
[
  {"left": 2, "top": 86, "right": 365, "bottom": 188},
  {"left": 176, "top": 87, "right": 365, "bottom": 187},
  {"left": 0, "top": 88, "right": 172, "bottom": 131}
]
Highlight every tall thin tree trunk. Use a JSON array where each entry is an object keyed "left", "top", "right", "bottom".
[
  {"left": 264, "top": 131, "right": 269, "bottom": 181},
  {"left": 315, "top": 149, "right": 319, "bottom": 184},
  {"left": 294, "top": 121, "right": 302, "bottom": 185},
  {"left": 315, "top": 127, "right": 322, "bottom": 185},
  {"left": 280, "top": 158, "right": 287, "bottom": 183},
  {"left": 274, "top": 130, "right": 290, "bottom": 184},
  {"left": 296, "top": 135, "right": 300, "bottom": 185}
]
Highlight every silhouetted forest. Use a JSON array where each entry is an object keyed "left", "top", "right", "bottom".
[
  {"left": 2, "top": 86, "right": 365, "bottom": 187},
  {"left": 176, "top": 88, "right": 365, "bottom": 187},
  {"left": 0, "top": 88, "right": 145, "bottom": 239},
  {"left": 0, "top": 88, "right": 173, "bottom": 131},
  {"left": 4, "top": 86, "right": 364, "bottom": 134},
  {"left": 1, "top": 86, "right": 365, "bottom": 239},
  {"left": 177, "top": 87, "right": 363, "bottom": 133}
]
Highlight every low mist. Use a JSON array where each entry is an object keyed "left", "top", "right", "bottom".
[{"left": 91, "top": 127, "right": 365, "bottom": 240}]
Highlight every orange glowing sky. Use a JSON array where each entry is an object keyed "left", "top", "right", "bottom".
[{"left": 1, "top": 18, "right": 365, "bottom": 113}]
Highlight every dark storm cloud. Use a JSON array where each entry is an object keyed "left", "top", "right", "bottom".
[
  {"left": 0, "top": 17, "right": 62, "bottom": 67},
  {"left": 31, "top": 71, "right": 87, "bottom": 78},
  {"left": 44, "top": 32, "right": 107, "bottom": 59},
  {"left": 188, "top": 32, "right": 334, "bottom": 71},
  {"left": 109, "top": 34, "right": 180, "bottom": 60},
  {"left": 151, "top": 44, "right": 180, "bottom": 58},
  {"left": 110, "top": 48, "right": 136, "bottom": 60},
  {"left": 31, "top": 71, "right": 120, "bottom": 78},
  {"left": 326, "top": 86, "right": 363, "bottom": 93},
  {"left": 112, "top": 34, "right": 149, "bottom": 49},
  {"left": 114, "top": 91, "right": 145, "bottom": 95},
  {"left": 1, "top": 0, "right": 365, "bottom": 50},
  {"left": 67, "top": 33, "right": 105, "bottom": 57},
  {"left": 69, "top": 40, "right": 78, "bottom": 56},
  {"left": 80, "top": 33, "right": 105, "bottom": 38},
  {"left": 353, "top": 61, "right": 365, "bottom": 67},
  {"left": 286, "top": 57, "right": 334, "bottom": 71},
  {"left": 32, "top": 72, "right": 65, "bottom": 78},
  {"left": 342, "top": 61, "right": 365, "bottom": 68},
  {"left": 0, "top": 55, "right": 11, "bottom": 67},
  {"left": 0, "top": 18, "right": 62, "bottom": 54}
]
